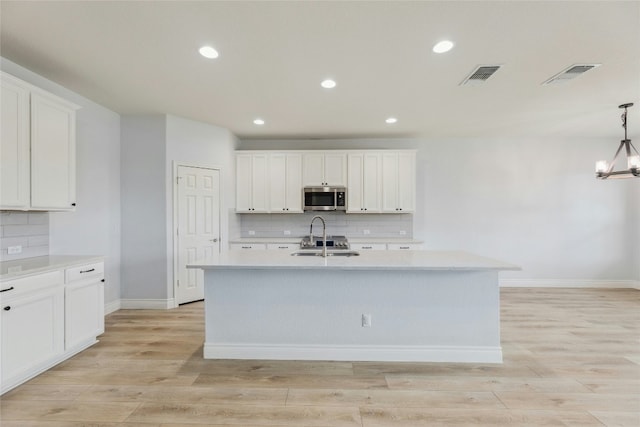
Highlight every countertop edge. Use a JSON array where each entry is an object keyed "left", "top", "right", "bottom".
[{"left": 0, "top": 255, "right": 105, "bottom": 281}]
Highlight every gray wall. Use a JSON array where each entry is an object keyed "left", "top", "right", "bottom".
[
  {"left": 1, "top": 58, "right": 122, "bottom": 306},
  {"left": 120, "top": 116, "right": 168, "bottom": 301},
  {"left": 240, "top": 138, "right": 639, "bottom": 283},
  {"left": 120, "top": 115, "right": 237, "bottom": 304}
]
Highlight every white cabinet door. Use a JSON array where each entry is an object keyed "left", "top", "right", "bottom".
[
  {"left": 251, "top": 154, "right": 268, "bottom": 212},
  {"left": 348, "top": 153, "right": 381, "bottom": 213},
  {"left": 381, "top": 151, "right": 415, "bottom": 213},
  {"left": 269, "top": 153, "right": 302, "bottom": 213},
  {"left": 64, "top": 263, "right": 105, "bottom": 351},
  {"left": 303, "top": 153, "right": 346, "bottom": 186},
  {"left": 30, "top": 91, "right": 77, "bottom": 210},
  {"left": 302, "top": 153, "right": 325, "bottom": 186},
  {"left": 236, "top": 154, "right": 252, "bottom": 212},
  {"left": 362, "top": 153, "right": 381, "bottom": 212},
  {"left": 347, "top": 154, "right": 364, "bottom": 212},
  {"left": 323, "top": 153, "right": 347, "bottom": 186},
  {"left": 284, "top": 154, "right": 303, "bottom": 212},
  {"left": 236, "top": 153, "right": 268, "bottom": 213},
  {"left": 381, "top": 152, "right": 400, "bottom": 212},
  {"left": 397, "top": 152, "right": 416, "bottom": 212},
  {"left": 0, "top": 75, "right": 30, "bottom": 209},
  {"left": 269, "top": 154, "right": 287, "bottom": 212},
  {"left": 1, "top": 281, "right": 64, "bottom": 390}
]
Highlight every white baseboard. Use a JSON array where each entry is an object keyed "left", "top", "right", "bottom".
[
  {"left": 500, "top": 279, "right": 640, "bottom": 289},
  {"left": 203, "top": 343, "right": 503, "bottom": 364},
  {"left": 119, "top": 298, "right": 175, "bottom": 309},
  {"left": 104, "top": 300, "right": 121, "bottom": 315}
]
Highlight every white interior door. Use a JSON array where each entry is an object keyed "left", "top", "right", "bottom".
[{"left": 177, "top": 165, "right": 220, "bottom": 304}]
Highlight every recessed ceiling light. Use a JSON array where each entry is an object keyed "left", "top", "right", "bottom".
[
  {"left": 199, "top": 46, "right": 219, "bottom": 59},
  {"left": 432, "top": 40, "right": 454, "bottom": 53},
  {"left": 253, "top": 118, "right": 265, "bottom": 125},
  {"left": 321, "top": 79, "right": 337, "bottom": 89},
  {"left": 385, "top": 117, "right": 398, "bottom": 124}
]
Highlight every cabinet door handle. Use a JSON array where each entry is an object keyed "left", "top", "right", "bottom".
[
  {"left": 3, "top": 306, "right": 10, "bottom": 311},
  {"left": 0, "top": 286, "right": 14, "bottom": 293},
  {"left": 101, "top": 279, "right": 105, "bottom": 283},
  {"left": 80, "top": 268, "right": 95, "bottom": 274},
  {"left": 71, "top": 203, "right": 76, "bottom": 207}
]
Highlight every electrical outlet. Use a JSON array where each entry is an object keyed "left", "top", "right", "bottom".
[
  {"left": 362, "top": 314, "right": 372, "bottom": 327},
  {"left": 284, "top": 230, "right": 291, "bottom": 235},
  {"left": 399, "top": 230, "right": 407, "bottom": 236},
  {"left": 7, "top": 245, "right": 22, "bottom": 255},
  {"left": 248, "top": 230, "right": 256, "bottom": 236},
  {"left": 363, "top": 229, "right": 370, "bottom": 235}
]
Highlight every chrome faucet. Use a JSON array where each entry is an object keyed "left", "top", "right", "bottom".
[{"left": 309, "top": 215, "right": 327, "bottom": 257}]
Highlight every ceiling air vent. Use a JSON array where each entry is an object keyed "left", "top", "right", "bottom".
[
  {"left": 460, "top": 65, "right": 501, "bottom": 86},
  {"left": 543, "top": 63, "right": 601, "bottom": 85}
]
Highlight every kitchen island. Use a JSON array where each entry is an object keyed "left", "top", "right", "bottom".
[{"left": 188, "top": 250, "right": 519, "bottom": 363}]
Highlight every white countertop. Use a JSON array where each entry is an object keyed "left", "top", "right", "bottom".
[
  {"left": 0, "top": 255, "right": 104, "bottom": 280},
  {"left": 189, "top": 250, "right": 519, "bottom": 271}
]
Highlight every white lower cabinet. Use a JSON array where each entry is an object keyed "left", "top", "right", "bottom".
[
  {"left": 350, "top": 243, "right": 387, "bottom": 251},
  {"left": 0, "top": 261, "right": 104, "bottom": 394},
  {"left": 1, "top": 271, "right": 64, "bottom": 392},
  {"left": 64, "top": 262, "right": 105, "bottom": 351},
  {"left": 387, "top": 243, "right": 424, "bottom": 250},
  {"left": 266, "top": 243, "right": 298, "bottom": 250},
  {"left": 230, "top": 243, "right": 266, "bottom": 250}
]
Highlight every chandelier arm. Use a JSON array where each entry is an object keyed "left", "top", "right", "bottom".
[
  {"left": 629, "top": 140, "right": 640, "bottom": 157},
  {"left": 605, "top": 141, "right": 626, "bottom": 174}
]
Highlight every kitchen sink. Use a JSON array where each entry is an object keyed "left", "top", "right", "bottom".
[{"left": 291, "top": 250, "right": 360, "bottom": 257}]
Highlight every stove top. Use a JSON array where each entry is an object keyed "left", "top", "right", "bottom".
[{"left": 300, "top": 235, "right": 350, "bottom": 249}]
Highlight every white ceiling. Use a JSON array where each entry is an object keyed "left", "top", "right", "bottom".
[{"left": 1, "top": 1, "right": 639, "bottom": 140}]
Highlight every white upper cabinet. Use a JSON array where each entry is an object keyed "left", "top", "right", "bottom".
[
  {"left": 236, "top": 153, "right": 268, "bottom": 213},
  {"left": 347, "top": 152, "right": 382, "bottom": 213},
  {"left": 302, "top": 152, "right": 347, "bottom": 186},
  {"left": 0, "top": 75, "right": 30, "bottom": 209},
  {"left": 236, "top": 150, "right": 415, "bottom": 215},
  {"left": 30, "top": 92, "right": 77, "bottom": 209},
  {"left": 0, "top": 72, "right": 79, "bottom": 211},
  {"left": 269, "top": 153, "right": 302, "bottom": 213},
  {"left": 381, "top": 151, "right": 416, "bottom": 213}
]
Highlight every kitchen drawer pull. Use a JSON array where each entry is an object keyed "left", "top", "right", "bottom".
[
  {"left": 362, "top": 246, "right": 372, "bottom": 249},
  {"left": 3, "top": 306, "right": 10, "bottom": 311},
  {"left": 0, "top": 286, "right": 15, "bottom": 293},
  {"left": 80, "top": 268, "right": 96, "bottom": 274}
]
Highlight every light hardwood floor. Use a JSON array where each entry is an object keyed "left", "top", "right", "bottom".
[{"left": 1, "top": 288, "right": 638, "bottom": 426}]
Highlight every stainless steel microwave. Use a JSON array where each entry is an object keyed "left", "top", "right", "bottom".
[{"left": 303, "top": 186, "right": 346, "bottom": 211}]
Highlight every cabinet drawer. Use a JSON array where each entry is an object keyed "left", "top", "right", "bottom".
[
  {"left": 0, "top": 270, "right": 63, "bottom": 299},
  {"left": 230, "top": 243, "right": 267, "bottom": 251},
  {"left": 350, "top": 243, "right": 387, "bottom": 251},
  {"left": 65, "top": 262, "right": 104, "bottom": 283},
  {"left": 266, "top": 243, "right": 298, "bottom": 250},
  {"left": 387, "top": 243, "right": 423, "bottom": 250}
]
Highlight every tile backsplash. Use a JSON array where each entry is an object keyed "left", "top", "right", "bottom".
[
  {"left": 238, "top": 212, "right": 413, "bottom": 239},
  {"left": 0, "top": 212, "right": 49, "bottom": 261}
]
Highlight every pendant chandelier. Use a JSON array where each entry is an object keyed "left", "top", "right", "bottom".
[{"left": 595, "top": 103, "right": 640, "bottom": 179}]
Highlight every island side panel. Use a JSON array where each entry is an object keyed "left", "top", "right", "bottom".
[{"left": 203, "top": 268, "right": 501, "bottom": 363}]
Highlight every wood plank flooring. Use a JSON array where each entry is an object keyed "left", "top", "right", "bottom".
[{"left": 1, "top": 288, "right": 638, "bottom": 426}]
